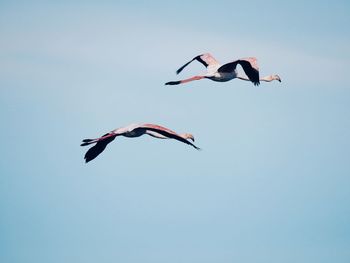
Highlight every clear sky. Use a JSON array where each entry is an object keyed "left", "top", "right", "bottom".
[{"left": 1, "top": 1, "right": 349, "bottom": 262}]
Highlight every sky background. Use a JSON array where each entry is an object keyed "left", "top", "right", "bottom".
[{"left": 1, "top": 1, "right": 350, "bottom": 262}]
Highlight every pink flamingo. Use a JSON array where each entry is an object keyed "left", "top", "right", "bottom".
[
  {"left": 81, "top": 123, "right": 200, "bottom": 162},
  {"left": 165, "top": 53, "right": 281, "bottom": 86}
]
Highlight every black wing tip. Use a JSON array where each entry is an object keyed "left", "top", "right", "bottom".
[
  {"left": 82, "top": 135, "right": 116, "bottom": 163},
  {"left": 176, "top": 61, "right": 192, "bottom": 75},
  {"left": 84, "top": 157, "right": 95, "bottom": 163},
  {"left": 165, "top": 81, "right": 181, "bottom": 85},
  {"left": 84, "top": 152, "right": 95, "bottom": 163},
  {"left": 84, "top": 152, "right": 93, "bottom": 163},
  {"left": 83, "top": 149, "right": 100, "bottom": 163}
]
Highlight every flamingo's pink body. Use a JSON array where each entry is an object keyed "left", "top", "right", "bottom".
[
  {"left": 81, "top": 123, "right": 200, "bottom": 163},
  {"left": 165, "top": 53, "right": 281, "bottom": 86}
]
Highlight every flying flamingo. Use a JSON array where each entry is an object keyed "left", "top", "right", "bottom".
[
  {"left": 81, "top": 123, "right": 200, "bottom": 162},
  {"left": 165, "top": 53, "right": 281, "bottom": 86}
]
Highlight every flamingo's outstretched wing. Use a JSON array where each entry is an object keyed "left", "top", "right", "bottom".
[
  {"left": 218, "top": 57, "right": 260, "bottom": 86},
  {"left": 139, "top": 124, "right": 200, "bottom": 150},
  {"left": 176, "top": 53, "right": 220, "bottom": 74}
]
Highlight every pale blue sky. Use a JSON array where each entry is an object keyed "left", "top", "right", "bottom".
[{"left": 1, "top": 1, "right": 350, "bottom": 263}]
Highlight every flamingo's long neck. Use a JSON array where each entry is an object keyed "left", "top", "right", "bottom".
[
  {"left": 237, "top": 74, "right": 280, "bottom": 82},
  {"left": 180, "top": 133, "right": 190, "bottom": 139},
  {"left": 260, "top": 75, "right": 278, "bottom": 82}
]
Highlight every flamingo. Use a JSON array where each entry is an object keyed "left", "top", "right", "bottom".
[
  {"left": 81, "top": 123, "right": 200, "bottom": 162},
  {"left": 165, "top": 53, "right": 281, "bottom": 86}
]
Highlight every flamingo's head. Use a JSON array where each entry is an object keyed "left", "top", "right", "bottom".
[
  {"left": 274, "top": 75, "right": 282, "bottom": 82},
  {"left": 182, "top": 133, "right": 195, "bottom": 142}
]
